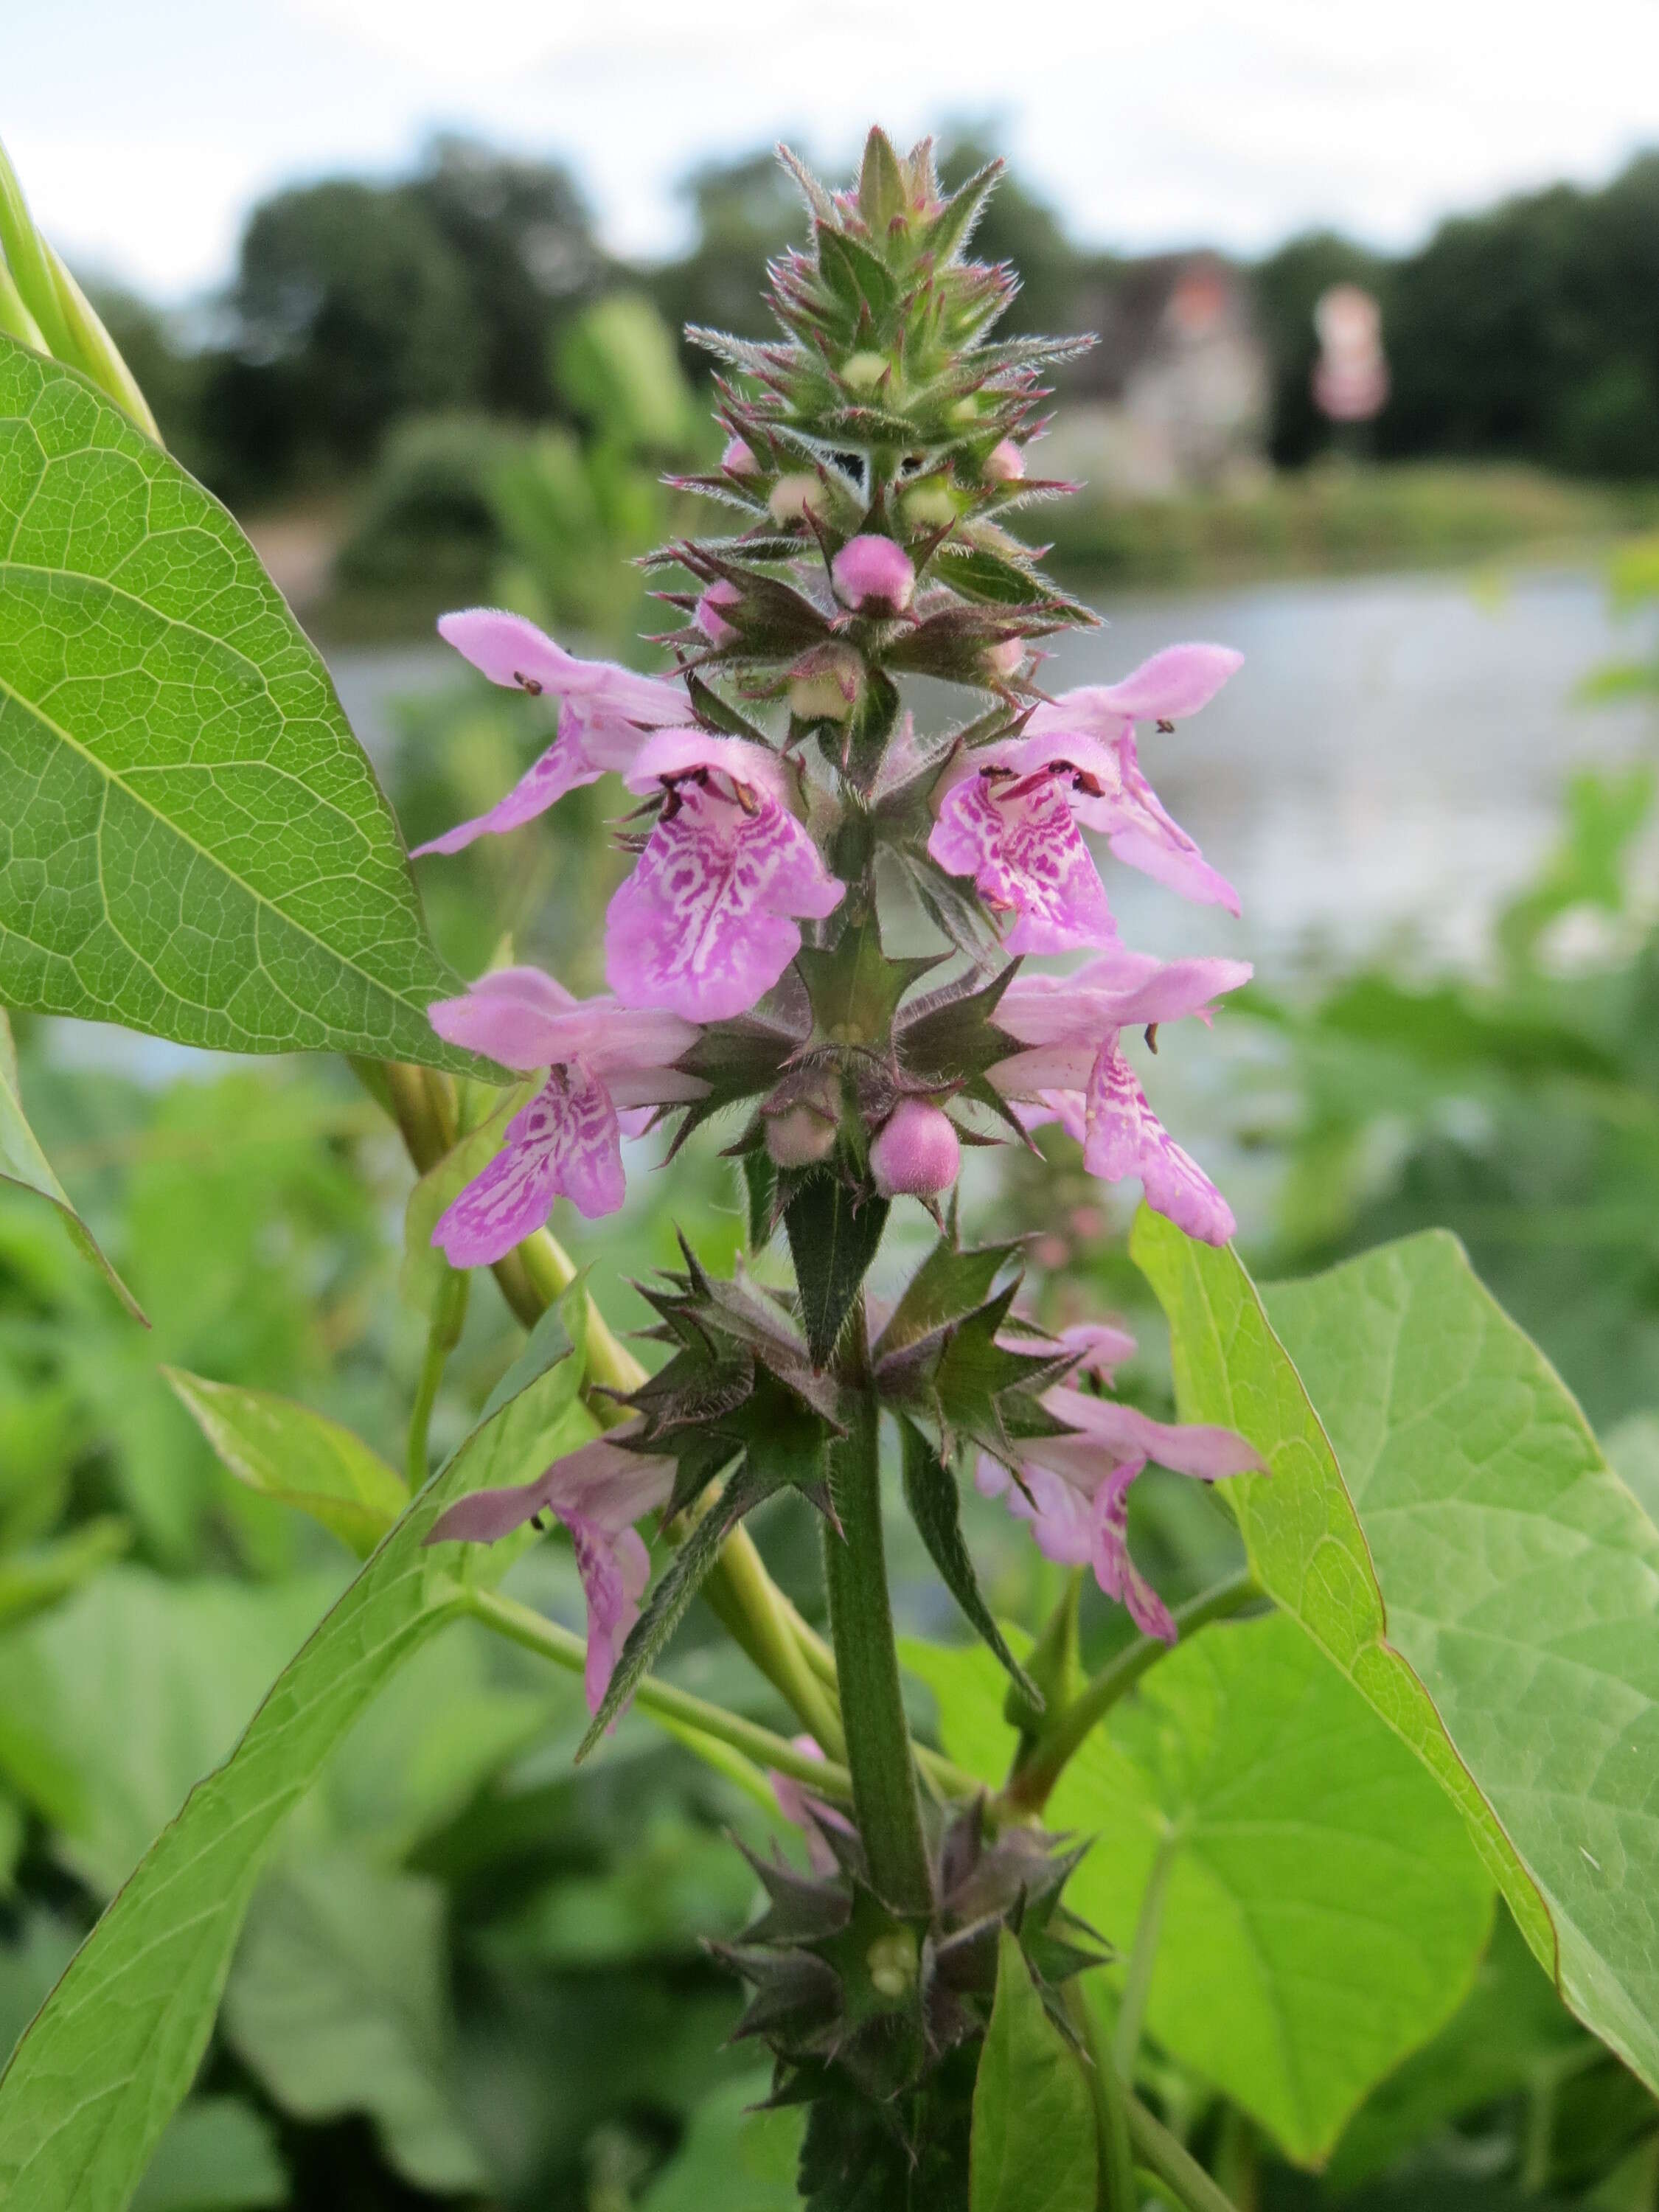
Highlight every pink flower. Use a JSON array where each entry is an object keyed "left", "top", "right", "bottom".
[
  {"left": 990, "top": 945, "right": 1251, "bottom": 1245},
  {"left": 928, "top": 742, "right": 1120, "bottom": 956},
  {"left": 768, "top": 1735, "right": 858, "bottom": 1874},
  {"left": 427, "top": 1430, "right": 675, "bottom": 1711},
  {"left": 696, "top": 580, "right": 742, "bottom": 644},
  {"left": 1023, "top": 643, "right": 1242, "bottom": 913},
  {"left": 1000, "top": 1319, "right": 1138, "bottom": 1382},
  {"left": 832, "top": 534, "right": 915, "bottom": 613},
  {"left": 977, "top": 1390, "right": 1262, "bottom": 1640},
  {"left": 870, "top": 1099, "right": 960, "bottom": 1199},
  {"left": 606, "top": 733, "right": 844, "bottom": 1022},
  {"left": 984, "top": 439, "right": 1025, "bottom": 483},
  {"left": 414, "top": 609, "right": 688, "bottom": 856},
  {"left": 722, "top": 436, "right": 759, "bottom": 474},
  {"left": 428, "top": 967, "right": 702, "bottom": 1261}
]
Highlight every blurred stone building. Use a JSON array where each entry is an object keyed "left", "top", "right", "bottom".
[{"left": 1044, "top": 251, "right": 1270, "bottom": 497}]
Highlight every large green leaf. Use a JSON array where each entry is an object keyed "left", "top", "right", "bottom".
[
  {"left": 1060, "top": 1614, "right": 1492, "bottom": 2163},
  {"left": 1133, "top": 1213, "right": 1659, "bottom": 2096},
  {"left": 222, "top": 1853, "right": 487, "bottom": 2194},
  {"left": 164, "top": 1369, "right": 408, "bottom": 1559},
  {"left": 969, "top": 1929, "right": 1096, "bottom": 2212},
  {"left": 0, "top": 1301, "right": 585, "bottom": 2212},
  {"left": 904, "top": 1619, "right": 1494, "bottom": 2164},
  {"left": 0, "top": 338, "right": 470, "bottom": 1068},
  {"left": 0, "top": 1009, "right": 143, "bottom": 1320}
]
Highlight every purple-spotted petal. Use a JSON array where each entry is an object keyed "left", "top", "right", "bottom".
[
  {"left": 563, "top": 1511, "right": 651, "bottom": 1713},
  {"left": 431, "top": 1062, "right": 625, "bottom": 1265},
  {"left": 1081, "top": 1041, "right": 1236, "bottom": 1245},
  {"left": 928, "top": 771, "right": 1117, "bottom": 956},
  {"left": 606, "top": 784, "right": 844, "bottom": 1022}
]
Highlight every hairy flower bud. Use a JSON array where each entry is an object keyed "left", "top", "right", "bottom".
[
  {"left": 789, "top": 642, "right": 864, "bottom": 723},
  {"left": 985, "top": 439, "right": 1025, "bottom": 483},
  {"left": 841, "top": 350, "right": 889, "bottom": 392},
  {"left": 900, "top": 484, "right": 957, "bottom": 532},
  {"left": 721, "top": 436, "right": 758, "bottom": 474},
  {"left": 870, "top": 1099, "right": 961, "bottom": 1200},
  {"left": 695, "top": 579, "right": 742, "bottom": 644},
  {"left": 765, "top": 1102, "right": 839, "bottom": 1167},
  {"left": 770, "top": 472, "right": 827, "bottom": 524},
  {"left": 832, "top": 534, "right": 915, "bottom": 614},
  {"left": 985, "top": 638, "right": 1026, "bottom": 681}
]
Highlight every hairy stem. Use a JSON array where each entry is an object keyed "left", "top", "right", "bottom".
[
  {"left": 821, "top": 1313, "right": 933, "bottom": 1917},
  {"left": 463, "top": 1585, "right": 854, "bottom": 1798},
  {"left": 1065, "top": 1983, "right": 1139, "bottom": 2210},
  {"left": 1127, "top": 2095, "right": 1242, "bottom": 2212},
  {"left": 1001, "top": 1569, "right": 1260, "bottom": 1813}
]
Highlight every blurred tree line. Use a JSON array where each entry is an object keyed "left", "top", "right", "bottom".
[{"left": 91, "top": 131, "right": 1659, "bottom": 518}]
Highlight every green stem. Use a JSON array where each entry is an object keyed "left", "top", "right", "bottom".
[
  {"left": 1116, "top": 1829, "right": 1177, "bottom": 2076},
  {"left": 1065, "top": 1983, "right": 1138, "bottom": 2210},
  {"left": 704, "top": 1517, "right": 846, "bottom": 1758},
  {"left": 463, "top": 1585, "right": 855, "bottom": 1798},
  {"left": 821, "top": 1323, "right": 932, "bottom": 1917},
  {"left": 1126, "top": 2095, "right": 1242, "bottom": 2212},
  {"left": 406, "top": 1270, "right": 468, "bottom": 1491},
  {"left": 1004, "top": 1571, "right": 1259, "bottom": 1812}
]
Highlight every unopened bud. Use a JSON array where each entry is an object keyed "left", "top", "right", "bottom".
[
  {"left": 721, "top": 436, "right": 758, "bottom": 475},
  {"left": 870, "top": 1099, "right": 960, "bottom": 1200},
  {"left": 765, "top": 1104, "right": 838, "bottom": 1167},
  {"left": 831, "top": 534, "right": 914, "bottom": 614},
  {"left": 866, "top": 1927, "right": 919, "bottom": 2000},
  {"left": 900, "top": 485, "right": 956, "bottom": 532},
  {"left": 789, "top": 643, "right": 863, "bottom": 723},
  {"left": 985, "top": 439, "right": 1025, "bottom": 483},
  {"left": 770, "top": 473, "right": 827, "bottom": 525},
  {"left": 841, "top": 350, "right": 889, "bottom": 392},
  {"left": 695, "top": 579, "right": 742, "bottom": 645},
  {"left": 984, "top": 638, "right": 1026, "bottom": 681}
]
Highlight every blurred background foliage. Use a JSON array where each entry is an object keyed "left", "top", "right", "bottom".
[{"left": 7, "top": 109, "right": 1659, "bottom": 2212}]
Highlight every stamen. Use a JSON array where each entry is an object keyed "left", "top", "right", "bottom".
[
  {"left": 514, "top": 672, "right": 545, "bottom": 695},
  {"left": 1144, "top": 1023, "right": 1160, "bottom": 1054}
]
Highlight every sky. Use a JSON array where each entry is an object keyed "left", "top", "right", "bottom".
[{"left": 7, "top": 0, "right": 1659, "bottom": 302}]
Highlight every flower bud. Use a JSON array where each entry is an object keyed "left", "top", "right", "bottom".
[
  {"left": 900, "top": 484, "right": 956, "bottom": 532},
  {"left": 831, "top": 534, "right": 914, "bottom": 614},
  {"left": 841, "top": 350, "right": 889, "bottom": 392},
  {"left": 788, "top": 642, "right": 863, "bottom": 723},
  {"left": 985, "top": 637, "right": 1026, "bottom": 681},
  {"left": 770, "top": 472, "right": 827, "bottom": 525},
  {"left": 865, "top": 1927, "right": 919, "bottom": 1998},
  {"left": 765, "top": 1103, "right": 838, "bottom": 1167},
  {"left": 985, "top": 439, "right": 1025, "bottom": 483},
  {"left": 721, "top": 436, "right": 758, "bottom": 475},
  {"left": 695, "top": 579, "right": 742, "bottom": 644},
  {"left": 870, "top": 1099, "right": 960, "bottom": 1200}
]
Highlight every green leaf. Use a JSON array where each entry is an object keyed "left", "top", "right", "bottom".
[
  {"left": 164, "top": 1368, "right": 408, "bottom": 1559},
  {"left": 0, "top": 1010, "right": 144, "bottom": 1321},
  {"left": 969, "top": 1929, "right": 1096, "bottom": 2212},
  {"left": 0, "top": 1301, "right": 582, "bottom": 2212},
  {"left": 898, "top": 1419, "right": 1040, "bottom": 1711},
  {"left": 0, "top": 338, "right": 473, "bottom": 1069},
  {"left": 641, "top": 2070, "right": 803, "bottom": 2212},
  {"left": 1057, "top": 1613, "right": 1493, "bottom": 2164},
  {"left": 129, "top": 2099, "right": 285, "bottom": 2212},
  {"left": 0, "top": 1518, "right": 129, "bottom": 1633},
  {"left": 873, "top": 1235, "right": 1020, "bottom": 1360},
  {"left": 900, "top": 1621, "right": 1033, "bottom": 1789},
  {"left": 222, "top": 1853, "right": 487, "bottom": 2194},
  {"left": 1133, "top": 1212, "right": 1659, "bottom": 2097},
  {"left": 784, "top": 1174, "right": 888, "bottom": 1368}
]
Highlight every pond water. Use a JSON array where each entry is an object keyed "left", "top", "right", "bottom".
[{"left": 330, "top": 562, "right": 1658, "bottom": 982}]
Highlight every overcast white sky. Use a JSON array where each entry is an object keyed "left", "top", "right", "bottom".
[{"left": 8, "top": 0, "right": 1659, "bottom": 301}]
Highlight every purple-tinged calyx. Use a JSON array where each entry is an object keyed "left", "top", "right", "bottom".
[
  {"left": 989, "top": 945, "right": 1252, "bottom": 1245},
  {"left": 977, "top": 1386, "right": 1262, "bottom": 1639},
  {"left": 414, "top": 608, "right": 687, "bottom": 856},
  {"left": 832, "top": 534, "right": 915, "bottom": 614},
  {"left": 606, "top": 732, "right": 844, "bottom": 1023},
  {"left": 427, "top": 967, "right": 703, "bottom": 1261},
  {"left": 426, "top": 1427, "right": 675, "bottom": 1710}
]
